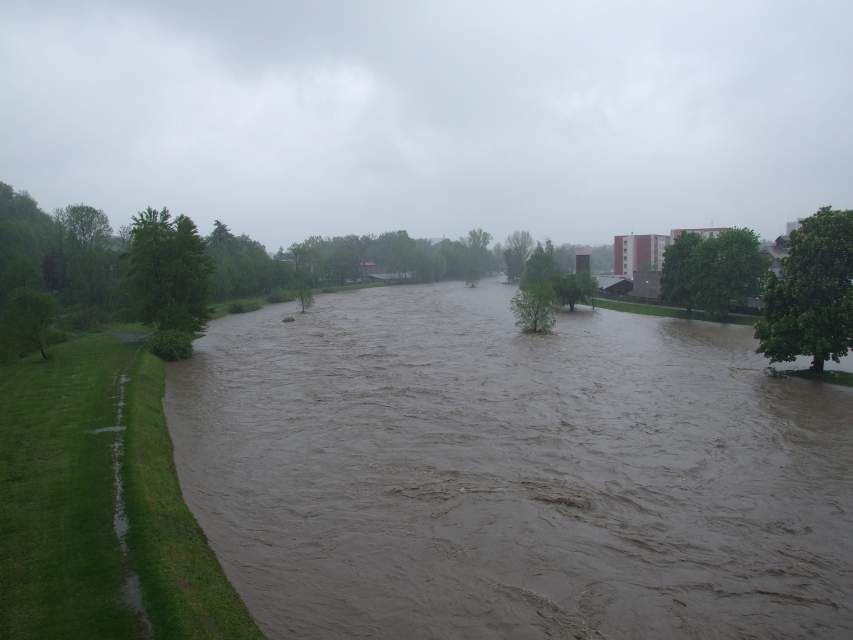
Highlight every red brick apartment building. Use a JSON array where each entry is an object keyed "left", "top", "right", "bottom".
[{"left": 613, "top": 234, "right": 670, "bottom": 277}]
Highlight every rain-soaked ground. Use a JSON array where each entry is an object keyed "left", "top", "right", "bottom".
[{"left": 165, "top": 279, "right": 853, "bottom": 639}]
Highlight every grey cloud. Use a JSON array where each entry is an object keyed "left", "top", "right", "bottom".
[{"left": 1, "top": 0, "right": 852, "bottom": 248}]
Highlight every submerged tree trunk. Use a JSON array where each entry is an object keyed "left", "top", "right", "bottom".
[{"left": 811, "top": 355, "right": 825, "bottom": 373}]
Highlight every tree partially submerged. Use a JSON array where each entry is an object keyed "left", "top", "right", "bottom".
[
  {"left": 756, "top": 207, "right": 853, "bottom": 373},
  {"left": 554, "top": 272, "right": 598, "bottom": 311},
  {"left": 464, "top": 228, "right": 492, "bottom": 287},
  {"left": 511, "top": 283, "right": 556, "bottom": 334},
  {"left": 296, "top": 283, "right": 314, "bottom": 313},
  {"left": 503, "top": 231, "right": 534, "bottom": 283},
  {"left": 521, "top": 241, "right": 557, "bottom": 289},
  {"left": 1, "top": 287, "right": 58, "bottom": 359}
]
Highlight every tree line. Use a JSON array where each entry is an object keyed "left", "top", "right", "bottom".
[
  {"left": 2, "top": 181, "right": 848, "bottom": 371},
  {"left": 5, "top": 181, "right": 597, "bottom": 360}
]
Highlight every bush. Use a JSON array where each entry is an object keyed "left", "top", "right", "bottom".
[
  {"left": 147, "top": 330, "right": 193, "bottom": 361},
  {"left": 296, "top": 285, "right": 314, "bottom": 313},
  {"left": 227, "top": 301, "right": 261, "bottom": 314},
  {"left": 1, "top": 287, "right": 59, "bottom": 359},
  {"left": 267, "top": 289, "right": 295, "bottom": 304},
  {"left": 511, "top": 283, "right": 557, "bottom": 334},
  {"left": 320, "top": 287, "right": 335, "bottom": 294}
]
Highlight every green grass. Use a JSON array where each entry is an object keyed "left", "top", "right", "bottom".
[
  {"left": 784, "top": 369, "right": 853, "bottom": 387},
  {"left": 591, "top": 297, "right": 757, "bottom": 326},
  {"left": 0, "top": 335, "right": 142, "bottom": 639},
  {"left": 0, "top": 335, "right": 263, "bottom": 639},
  {"left": 124, "top": 352, "right": 264, "bottom": 639}
]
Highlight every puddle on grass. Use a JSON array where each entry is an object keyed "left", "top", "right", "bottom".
[
  {"left": 90, "top": 426, "right": 126, "bottom": 434},
  {"left": 109, "top": 371, "right": 152, "bottom": 636}
]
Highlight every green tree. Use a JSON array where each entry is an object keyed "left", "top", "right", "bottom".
[
  {"left": 296, "top": 282, "right": 314, "bottom": 313},
  {"left": 463, "top": 228, "right": 492, "bottom": 287},
  {"left": 661, "top": 232, "right": 703, "bottom": 312},
  {"left": 125, "top": 207, "right": 212, "bottom": 333},
  {"left": 756, "top": 207, "right": 853, "bottom": 372},
  {"left": 503, "top": 230, "right": 534, "bottom": 283},
  {"left": 511, "top": 283, "right": 556, "bottom": 333},
  {"left": 521, "top": 241, "right": 557, "bottom": 288},
  {"left": 1, "top": 287, "right": 58, "bottom": 360},
  {"left": 554, "top": 272, "right": 598, "bottom": 311},
  {"left": 168, "top": 215, "right": 213, "bottom": 331},
  {"left": 693, "top": 228, "right": 768, "bottom": 319},
  {"left": 52, "top": 204, "right": 118, "bottom": 314},
  {"left": 0, "top": 182, "right": 53, "bottom": 306}
]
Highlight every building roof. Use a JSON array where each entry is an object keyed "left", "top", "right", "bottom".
[{"left": 594, "top": 274, "right": 628, "bottom": 289}]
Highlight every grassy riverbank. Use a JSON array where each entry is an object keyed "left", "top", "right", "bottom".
[
  {"left": 592, "top": 297, "right": 757, "bottom": 326},
  {"left": 125, "top": 351, "right": 264, "bottom": 639},
  {"left": 0, "top": 334, "right": 263, "bottom": 639},
  {"left": 785, "top": 369, "right": 853, "bottom": 387},
  {"left": 210, "top": 280, "right": 392, "bottom": 319}
]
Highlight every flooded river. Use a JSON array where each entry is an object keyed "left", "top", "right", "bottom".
[{"left": 165, "top": 279, "right": 853, "bottom": 639}]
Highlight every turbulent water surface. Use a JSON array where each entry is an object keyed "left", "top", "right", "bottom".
[{"left": 165, "top": 279, "right": 853, "bottom": 639}]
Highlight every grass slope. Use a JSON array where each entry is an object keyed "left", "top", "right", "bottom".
[
  {"left": 0, "top": 335, "right": 141, "bottom": 639},
  {"left": 0, "top": 334, "right": 264, "bottom": 639},
  {"left": 592, "top": 297, "right": 757, "bottom": 326},
  {"left": 784, "top": 369, "right": 853, "bottom": 387},
  {"left": 124, "top": 352, "right": 264, "bottom": 639}
]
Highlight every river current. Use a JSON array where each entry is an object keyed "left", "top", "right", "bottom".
[{"left": 165, "top": 279, "right": 853, "bottom": 639}]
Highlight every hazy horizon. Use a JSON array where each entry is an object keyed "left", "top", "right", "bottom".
[{"left": 2, "top": 1, "right": 852, "bottom": 248}]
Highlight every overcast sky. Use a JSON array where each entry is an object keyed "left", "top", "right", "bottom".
[{"left": 2, "top": 1, "right": 852, "bottom": 248}]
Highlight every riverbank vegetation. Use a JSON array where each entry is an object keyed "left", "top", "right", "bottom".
[
  {"left": 756, "top": 207, "right": 853, "bottom": 373},
  {"left": 0, "top": 333, "right": 263, "bottom": 639},
  {"left": 592, "top": 297, "right": 757, "bottom": 325},
  {"left": 783, "top": 369, "right": 853, "bottom": 387},
  {"left": 0, "top": 180, "right": 522, "bottom": 362},
  {"left": 661, "top": 227, "right": 769, "bottom": 320},
  {"left": 510, "top": 240, "right": 600, "bottom": 332},
  {"left": 124, "top": 350, "right": 265, "bottom": 639}
]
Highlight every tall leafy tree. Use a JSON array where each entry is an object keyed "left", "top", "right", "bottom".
[
  {"left": 661, "top": 232, "right": 703, "bottom": 312},
  {"left": 693, "top": 228, "right": 768, "bottom": 319},
  {"left": 1, "top": 287, "right": 58, "bottom": 360},
  {"left": 0, "top": 182, "right": 53, "bottom": 306},
  {"left": 51, "top": 204, "right": 118, "bottom": 311},
  {"left": 511, "top": 283, "right": 556, "bottom": 333},
  {"left": 503, "top": 230, "right": 534, "bottom": 282},
  {"left": 463, "top": 228, "right": 492, "bottom": 287},
  {"left": 554, "top": 272, "right": 598, "bottom": 311},
  {"left": 521, "top": 241, "right": 557, "bottom": 288},
  {"left": 125, "top": 207, "right": 212, "bottom": 332},
  {"left": 756, "top": 207, "right": 853, "bottom": 372}
]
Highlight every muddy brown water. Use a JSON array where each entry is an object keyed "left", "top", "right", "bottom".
[{"left": 165, "top": 279, "right": 853, "bottom": 639}]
